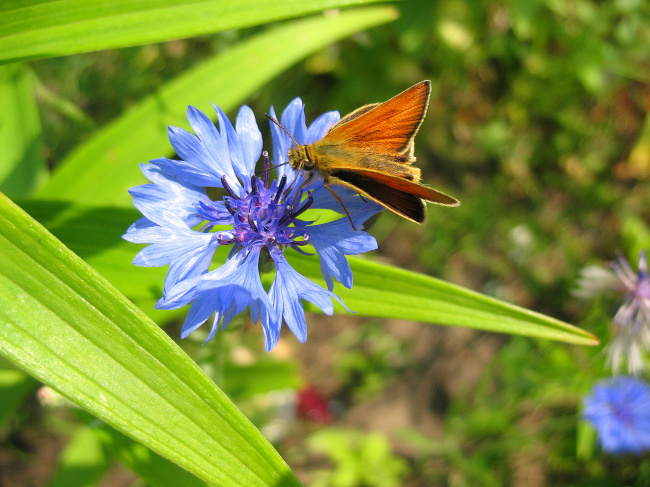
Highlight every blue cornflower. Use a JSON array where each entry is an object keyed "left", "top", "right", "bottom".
[
  {"left": 124, "top": 102, "right": 382, "bottom": 350},
  {"left": 575, "top": 251, "right": 650, "bottom": 374},
  {"left": 583, "top": 376, "right": 650, "bottom": 454}
]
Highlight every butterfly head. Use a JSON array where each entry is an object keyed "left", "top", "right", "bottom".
[{"left": 288, "top": 145, "right": 315, "bottom": 172}]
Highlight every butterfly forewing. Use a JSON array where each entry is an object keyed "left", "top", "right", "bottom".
[
  {"left": 334, "top": 103, "right": 379, "bottom": 126},
  {"left": 324, "top": 80, "right": 431, "bottom": 155}
]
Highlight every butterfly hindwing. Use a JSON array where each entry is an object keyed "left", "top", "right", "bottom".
[{"left": 330, "top": 166, "right": 459, "bottom": 223}]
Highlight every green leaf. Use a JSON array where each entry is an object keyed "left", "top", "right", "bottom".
[
  {"left": 0, "top": 64, "right": 47, "bottom": 197},
  {"left": 0, "top": 195, "right": 302, "bottom": 487},
  {"left": 576, "top": 420, "right": 597, "bottom": 461},
  {"left": 290, "top": 253, "right": 598, "bottom": 345},
  {"left": 0, "top": 0, "right": 389, "bottom": 64},
  {"left": 20, "top": 200, "right": 598, "bottom": 346},
  {"left": 222, "top": 361, "right": 301, "bottom": 400},
  {"left": 621, "top": 215, "right": 650, "bottom": 262},
  {"left": 307, "top": 429, "right": 408, "bottom": 487},
  {"left": 18, "top": 200, "right": 172, "bottom": 322},
  {"left": 51, "top": 413, "right": 211, "bottom": 487},
  {"left": 94, "top": 422, "right": 210, "bottom": 487},
  {"left": 0, "top": 368, "right": 36, "bottom": 427},
  {"left": 35, "top": 7, "right": 398, "bottom": 206},
  {"left": 49, "top": 425, "right": 114, "bottom": 487}
]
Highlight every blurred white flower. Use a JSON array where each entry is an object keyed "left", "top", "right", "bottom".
[{"left": 575, "top": 251, "right": 650, "bottom": 374}]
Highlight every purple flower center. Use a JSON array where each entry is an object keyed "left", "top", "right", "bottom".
[
  {"left": 195, "top": 152, "right": 312, "bottom": 253},
  {"left": 609, "top": 402, "right": 634, "bottom": 426}
]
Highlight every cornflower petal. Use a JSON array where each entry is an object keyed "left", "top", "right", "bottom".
[
  {"left": 151, "top": 155, "right": 225, "bottom": 190},
  {"left": 268, "top": 106, "right": 287, "bottom": 168},
  {"left": 236, "top": 105, "right": 263, "bottom": 181},
  {"left": 123, "top": 217, "right": 160, "bottom": 244},
  {"left": 606, "top": 331, "right": 646, "bottom": 376},
  {"left": 124, "top": 218, "right": 218, "bottom": 291},
  {"left": 165, "top": 107, "right": 239, "bottom": 188},
  {"left": 129, "top": 226, "right": 214, "bottom": 268},
  {"left": 306, "top": 110, "right": 340, "bottom": 144},
  {"left": 189, "top": 105, "right": 244, "bottom": 188},
  {"left": 124, "top": 162, "right": 221, "bottom": 291},
  {"left": 196, "top": 246, "right": 275, "bottom": 326},
  {"left": 166, "top": 257, "right": 255, "bottom": 344},
  {"left": 263, "top": 250, "right": 348, "bottom": 351},
  {"left": 215, "top": 105, "right": 250, "bottom": 191},
  {"left": 280, "top": 98, "right": 306, "bottom": 140},
  {"left": 181, "top": 290, "right": 228, "bottom": 338},
  {"left": 309, "top": 186, "right": 384, "bottom": 227},
  {"left": 304, "top": 217, "right": 378, "bottom": 290},
  {"left": 573, "top": 265, "right": 620, "bottom": 300},
  {"left": 167, "top": 125, "right": 231, "bottom": 185},
  {"left": 186, "top": 105, "right": 232, "bottom": 179},
  {"left": 128, "top": 162, "right": 210, "bottom": 229},
  {"left": 164, "top": 244, "right": 219, "bottom": 291},
  {"left": 158, "top": 251, "right": 245, "bottom": 310},
  {"left": 269, "top": 103, "right": 299, "bottom": 181}
]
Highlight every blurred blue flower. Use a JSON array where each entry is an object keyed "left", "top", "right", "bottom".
[
  {"left": 575, "top": 251, "right": 650, "bottom": 374},
  {"left": 124, "top": 102, "right": 381, "bottom": 350},
  {"left": 583, "top": 376, "right": 650, "bottom": 454}
]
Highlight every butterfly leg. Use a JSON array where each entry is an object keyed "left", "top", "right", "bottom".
[
  {"left": 323, "top": 181, "right": 357, "bottom": 231},
  {"left": 290, "top": 171, "right": 315, "bottom": 210}
]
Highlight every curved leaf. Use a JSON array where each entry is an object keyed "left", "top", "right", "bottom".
[
  {"left": 289, "top": 253, "right": 598, "bottom": 346},
  {"left": 0, "top": 194, "right": 302, "bottom": 487},
  {"left": 0, "top": 0, "right": 388, "bottom": 64}
]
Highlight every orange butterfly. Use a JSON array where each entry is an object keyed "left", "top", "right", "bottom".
[{"left": 274, "top": 80, "right": 459, "bottom": 226}]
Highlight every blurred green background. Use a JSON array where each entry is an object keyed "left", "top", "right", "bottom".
[{"left": 3, "top": 0, "right": 650, "bottom": 485}]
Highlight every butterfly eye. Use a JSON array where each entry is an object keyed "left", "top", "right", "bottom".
[{"left": 303, "top": 157, "right": 315, "bottom": 170}]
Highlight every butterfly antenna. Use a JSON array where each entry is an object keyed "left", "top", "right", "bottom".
[
  {"left": 266, "top": 113, "right": 304, "bottom": 197},
  {"left": 266, "top": 114, "right": 300, "bottom": 148}
]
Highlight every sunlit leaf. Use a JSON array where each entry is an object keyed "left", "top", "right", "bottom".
[
  {"left": 0, "top": 0, "right": 389, "bottom": 64},
  {"left": 0, "top": 195, "right": 302, "bottom": 486}
]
